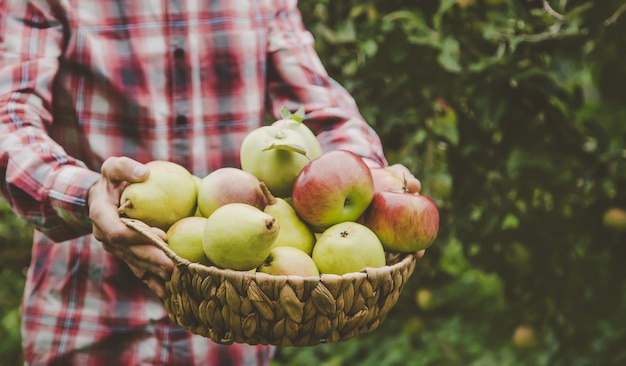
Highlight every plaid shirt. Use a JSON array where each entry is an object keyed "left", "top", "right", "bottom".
[{"left": 0, "top": 0, "right": 386, "bottom": 364}]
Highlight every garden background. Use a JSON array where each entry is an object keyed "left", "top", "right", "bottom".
[{"left": 2, "top": 0, "right": 626, "bottom": 365}]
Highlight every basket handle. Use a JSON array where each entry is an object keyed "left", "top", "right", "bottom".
[{"left": 120, "top": 217, "right": 189, "bottom": 267}]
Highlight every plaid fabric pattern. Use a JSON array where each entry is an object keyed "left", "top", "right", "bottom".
[{"left": 0, "top": 0, "right": 386, "bottom": 364}]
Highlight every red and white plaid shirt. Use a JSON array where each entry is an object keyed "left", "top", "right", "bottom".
[{"left": 0, "top": 0, "right": 386, "bottom": 364}]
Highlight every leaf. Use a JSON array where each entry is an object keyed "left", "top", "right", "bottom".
[
  {"left": 437, "top": 37, "right": 462, "bottom": 73},
  {"left": 280, "top": 106, "right": 305, "bottom": 123},
  {"left": 262, "top": 141, "right": 307, "bottom": 156}
]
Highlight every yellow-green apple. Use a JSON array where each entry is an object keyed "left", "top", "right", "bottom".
[
  {"left": 166, "top": 216, "right": 210, "bottom": 265},
  {"left": 202, "top": 203, "right": 279, "bottom": 271},
  {"left": 119, "top": 160, "right": 197, "bottom": 231},
  {"left": 271, "top": 106, "right": 323, "bottom": 159},
  {"left": 311, "top": 221, "right": 386, "bottom": 275},
  {"left": 603, "top": 207, "right": 626, "bottom": 231},
  {"left": 197, "top": 167, "right": 267, "bottom": 218},
  {"left": 257, "top": 246, "right": 320, "bottom": 277},
  {"left": 240, "top": 110, "right": 321, "bottom": 198},
  {"left": 292, "top": 150, "right": 374, "bottom": 230},
  {"left": 415, "top": 288, "right": 435, "bottom": 310},
  {"left": 360, "top": 190, "right": 439, "bottom": 253}
]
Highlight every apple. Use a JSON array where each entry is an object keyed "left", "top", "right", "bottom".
[
  {"left": 271, "top": 106, "right": 323, "bottom": 160},
  {"left": 512, "top": 325, "right": 537, "bottom": 348},
  {"left": 197, "top": 167, "right": 267, "bottom": 218},
  {"left": 311, "top": 221, "right": 386, "bottom": 275},
  {"left": 292, "top": 150, "right": 375, "bottom": 230},
  {"left": 603, "top": 207, "right": 626, "bottom": 231},
  {"left": 240, "top": 113, "right": 318, "bottom": 197},
  {"left": 257, "top": 246, "right": 320, "bottom": 277},
  {"left": 166, "top": 216, "right": 210, "bottom": 265},
  {"left": 360, "top": 190, "right": 439, "bottom": 253},
  {"left": 415, "top": 288, "right": 435, "bottom": 310}
]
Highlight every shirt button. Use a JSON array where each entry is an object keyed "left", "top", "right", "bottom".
[
  {"left": 174, "top": 48, "right": 185, "bottom": 59},
  {"left": 175, "top": 115, "right": 188, "bottom": 125}
]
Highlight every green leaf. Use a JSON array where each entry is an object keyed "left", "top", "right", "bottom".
[
  {"left": 280, "top": 106, "right": 305, "bottom": 123},
  {"left": 437, "top": 37, "right": 462, "bottom": 73},
  {"left": 262, "top": 141, "right": 308, "bottom": 156}
]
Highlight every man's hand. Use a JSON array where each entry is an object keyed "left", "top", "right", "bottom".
[
  {"left": 385, "top": 164, "right": 421, "bottom": 193},
  {"left": 87, "top": 156, "right": 174, "bottom": 299}
]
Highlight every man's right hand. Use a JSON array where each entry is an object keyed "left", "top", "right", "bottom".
[{"left": 87, "top": 156, "right": 174, "bottom": 299}]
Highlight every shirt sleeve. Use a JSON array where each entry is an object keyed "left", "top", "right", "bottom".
[
  {"left": 0, "top": 1, "right": 100, "bottom": 242},
  {"left": 265, "top": 0, "right": 387, "bottom": 167}
]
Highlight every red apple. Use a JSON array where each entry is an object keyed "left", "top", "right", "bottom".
[
  {"left": 360, "top": 190, "right": 439, "bottom": 253},
  {"left": 292, "top": 150, "right": 374, "bottom": 230}
]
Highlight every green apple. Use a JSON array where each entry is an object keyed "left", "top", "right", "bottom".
[
  {"left": 119, "top": 160, "right": 197, "bottom": 231},
  {"left": 414, "top": 288, "right": 435, "bottom": 310},
  {"left": 197, "top": 167, "right": 267, "bottom": 218},
  {"left": 257, "top": 246, "right": 320, "bottom": 277},
  {"left": 311, "top": 221, "right": 386, "bottom": 275},
  {"left": 202, "top": 203, "right": 279, "bottom": 271},
  {"left": 271, "top": 106, "right": 323, "bottom": 160},
  {"left": 292, "top": 150, "right": 375, "bottom": 230},
  {"left": 166, "top": 216, "right": 210, "bottom": 265},
  {"left": 240, "top": 124, "right": 312, "bottom": 198},
  {"left": 603, "top": 207, "right": 626, "bottom": 231}
]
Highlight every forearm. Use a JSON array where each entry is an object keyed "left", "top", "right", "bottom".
[
  {"left": 265, "top": 0, "right": 387, "bottom": 167},
  {"left": 0, "top": 101, "right": 100, "bottom": 241},
  {"left": 0, "top": 2, "right": 100, "bottom": 241}
]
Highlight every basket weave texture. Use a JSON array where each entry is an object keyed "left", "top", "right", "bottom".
[{"left": 123, "top": 217, "right": 417, "bottom": 346}]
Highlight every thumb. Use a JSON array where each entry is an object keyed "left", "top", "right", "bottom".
[{"left": 101, "top": 156, "right": 150, "bottom": 183}]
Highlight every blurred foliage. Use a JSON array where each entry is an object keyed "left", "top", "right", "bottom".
[
  {"left": 2, "top": 0, "right": 626, "bottom": 365},
  {"left": 275, "top": 0, "right": 626, "bottom": 365},
  {"left": 0, "top": 200, "right": 32, "bottom": 366}
]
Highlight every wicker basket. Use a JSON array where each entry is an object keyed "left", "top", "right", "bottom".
[{"left": 122, "top": 217, "right": 417, "bottom": 346}]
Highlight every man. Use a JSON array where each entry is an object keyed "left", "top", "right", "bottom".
[{"left": 0, "top": 0, "right": 420, "bottom": 364}]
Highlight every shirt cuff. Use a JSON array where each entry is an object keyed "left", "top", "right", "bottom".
[{"left": 48, "top": 165, "right": 101, "bottom": 233}]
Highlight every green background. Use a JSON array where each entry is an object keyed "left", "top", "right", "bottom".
[{"left": 2, "top": 0, "right": 626, "bottom": 365}]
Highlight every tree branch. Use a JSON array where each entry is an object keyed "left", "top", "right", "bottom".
[
  {"left": 542, "top": 0, "right": 565, "bottom": 20},
  {"left": 605, "top": 2, "right": 626, "bottom": 26}
]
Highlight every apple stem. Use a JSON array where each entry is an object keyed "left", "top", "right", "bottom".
[{"left": 259, "top": 182, "right": 277, "bottom": 205}]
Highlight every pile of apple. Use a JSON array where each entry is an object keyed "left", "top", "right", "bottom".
[{"left": 118, "top": 107, "right": 439, "bottom": 277}]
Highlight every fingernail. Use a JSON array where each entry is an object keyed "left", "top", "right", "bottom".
[{"left": 132, "top": 165, "right": 149, "bottom": 179}]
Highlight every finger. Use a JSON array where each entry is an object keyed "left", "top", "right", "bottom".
[
  {"left": 125, "top": 243, "right": 174, "bottom": 281},
  {"left": 101, "top": 156, "right": 150, "bottom": 183},
  {"left": 415, "top": 250, "right": 426, "bottom": 259},
  {"left": 404, "top": 178, "right": 421, "bottom": 193},
  {"left": 386, "top": 164, "right": 422, "bottom": 193},
  {"left": 140, "top": 272, "right": 167, "bottom": 299}
]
